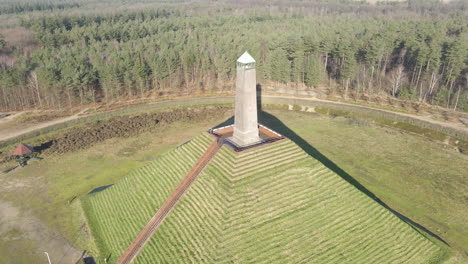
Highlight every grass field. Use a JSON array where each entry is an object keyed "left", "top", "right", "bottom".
[
  {"left": 0, "top": 112, "right": 230, "bottom": 263},
  {"left": 82, "top": 133, "right": 447, "bottom": 264},
  {"left": 81, "top": 134, "right": 213, "bottom": 259},
  {"left": 259, "top": 110, "right": 468, "bottom": 256},
  {"left": 1, "top": 105, "right": 466, "bottom": 263}
]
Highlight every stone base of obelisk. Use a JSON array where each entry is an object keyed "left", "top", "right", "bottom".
[{"left": 229, "top": 129, "right": 262, "bottom": 148}]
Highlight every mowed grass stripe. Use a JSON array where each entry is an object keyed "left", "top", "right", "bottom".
[
  {"left": 239, "top": 194, "right": 386, "bottom": 254},
  {"left": 234, "top": 140, "right": 292, "bottom": 160},
  {"left": 252, "top": 164, "right": 325, "bottom": 194},
  {"left": 83, "top": 137, "right": 442, "bottom": 264},
  {"left": 163, "top": 209, "right": 209, "bottom": 260},
  {"left": 220, "top": 203, "right": 346, "bottom": 262},
  {"left": 233, "top": 151, "right": 308, "bottom": 177},
  {"left": 204, "top": 161, "right": 235, "bottom": 191},
  {"left": 86, "top": 191, "right": 144, "bottom": 246},
  {"left": 329, "top": 211, "right": 423, "bottom": 263},
  {"left": 323, "top": 212, "right": 396, "bottom": 260},
  {"left": 82, "top": 134, "right": 213, "bottom": 261},
  {"left": 138, "top": 139, "right": 231, "bottom": 262},
  {"left": 375, "top": 231, "right": 436, "bottom": 264},
  {"left": 139, "top": 177, "right": 228, "bottom": 261},
  {"left": 224, "top": 168, "right": 335, "bottom": 225},
  {"left": 221, "top": 177, "right": 368, "bottom": 250},
  {"left": 137, "top": 221, "right": 184, "bottom": 263},
  {"left": 233, "top": 141, "right": 298, "bottom": 168},
  {"left": 231, "top": 156, "right": 310, "bottom": 187},
  {"left": 176, "top": 188, "right": 222, "bottom": 240},
  {"left": 394, "top": 241, "right": 440, "bottom": 264},
  {"left": 241, "top": 190, "right": 374, "bottom": 249},
  {"left": 227, "top": 172, "right": 317, "bottom": 225},
  {"left": 211, "top": 149, "right": 236, "bottom": 171},
  {"left": 233, "top": 143, "right": 299, "bottom": 169}
]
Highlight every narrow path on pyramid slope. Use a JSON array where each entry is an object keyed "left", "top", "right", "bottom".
[{"left": 117, "top": 136, "right": 223, "bottom": 264}]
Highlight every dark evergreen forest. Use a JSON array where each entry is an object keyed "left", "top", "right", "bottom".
[{"left": 0, "top": 0, "right": 466, "bottom": 111}]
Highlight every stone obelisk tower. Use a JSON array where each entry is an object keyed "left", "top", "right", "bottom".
[{"left": 232, "top": 51, "right": 260, "bottom": 147}]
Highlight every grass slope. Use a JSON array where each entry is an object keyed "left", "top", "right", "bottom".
[
  {"left": 83, "top": 133, "right": 445, "bottom": 264},
  {"left": 81, "top": 133, "right": 214, "bottom": 259}
]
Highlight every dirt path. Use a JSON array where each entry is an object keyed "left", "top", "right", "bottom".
[
  {"left": 1, "top": 96, "right": 467, "bottom": 145},
  {"left": 118, "top": 138, "right": 223, "bottom": 264},
  {"left": 263, "top": 95, "right": 468, "bottom": 134},
  {"left": 0, "top": 108, "right": 89, "bottom": 142}
]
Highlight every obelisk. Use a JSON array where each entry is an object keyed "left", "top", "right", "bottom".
[{"left": 232, "top": 51, "right": 260, "bottom": 147}]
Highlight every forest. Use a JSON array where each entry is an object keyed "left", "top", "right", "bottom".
[{"left": 0, "top": 0, "right": 466, "bottom": 111}]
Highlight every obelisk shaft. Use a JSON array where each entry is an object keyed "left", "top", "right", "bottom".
[{"left": 232, "top": 52, "right": 260, "bottom": 146}]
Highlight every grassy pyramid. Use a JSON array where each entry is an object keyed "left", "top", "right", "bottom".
[{"left": 82, "top": 133, "right": 445, "bottom": 264}]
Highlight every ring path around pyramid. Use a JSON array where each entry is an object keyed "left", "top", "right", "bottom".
[{"left": 81, "top": 132, "right": 444, "bottom": 264}]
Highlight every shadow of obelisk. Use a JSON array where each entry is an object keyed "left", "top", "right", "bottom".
[{"left": 214, "top": 82, "right": 448, "bottom": 246}]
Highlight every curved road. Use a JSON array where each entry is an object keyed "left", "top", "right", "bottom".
[{"left": 1, "top": 95, "right": 466, "bottom": 143}]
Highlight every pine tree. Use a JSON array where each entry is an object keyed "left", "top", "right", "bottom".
[
  {"left": 268, "top": 48, "right": 290, "bottom": 84},
  {"left": 305, "top": 55, "right": 322, "bottom": 88}
]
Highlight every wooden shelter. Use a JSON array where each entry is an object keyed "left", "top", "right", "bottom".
[
  {"left": 13, "top": 143, "right": 38, "bottom": 167},
  {"left": 13, "top": 143, "right": 34, "bottom": 156}
]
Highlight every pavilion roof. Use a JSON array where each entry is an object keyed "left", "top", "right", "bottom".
[{"left": 13, "top": 143, "right": 33, "bottom": 155}]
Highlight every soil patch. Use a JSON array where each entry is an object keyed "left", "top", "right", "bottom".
[
  {"left": 0, "top": 201, "right": 83, "bottom": 264},
  {"left": 43, "top": 107, "right": 230, "bottom": 154},
  {"left": 0, "top": 107, "right": 231, "bottom": 164}
]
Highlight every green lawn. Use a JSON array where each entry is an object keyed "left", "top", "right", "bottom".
[
  {"left": 81, "top": 133, "right": 215, "bottom": 262},
  {"left": 259, "top": 109, "right": 467, "bottom": 257},
  {"left": 0, "top": 113, "right": 229, "bottom": 263},
  {"left": 83, "top": 133, "right": 446, "bottom": 263},
  {"left": 1, "top": 106, "right": 466, "bottom": 263}
]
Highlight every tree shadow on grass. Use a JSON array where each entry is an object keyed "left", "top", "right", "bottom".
[
  {"left": 1, "top": 165, "right": 18, "bottom": 174},
  {"left": 213, "top": 83, "right": 448, "bottom": 246},
  {"left": 33, "top": 140, "right": 53, "bottom": 153}
]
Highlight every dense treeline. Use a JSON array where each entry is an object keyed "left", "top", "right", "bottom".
[
  {"left": 0, "top": 35, "right": 4, "bottom": 49},
  {"left": 0, "top": 1, "right": 467, "bottom": 112},
  {"left": 0, "top": 1, "right": 80, "bottom": 15}
]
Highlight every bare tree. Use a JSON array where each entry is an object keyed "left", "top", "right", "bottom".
[
  {"left": 390, "top": 65, "right": 405, "bottom": 97},
  {"left": 426, "top": 71, "right": 440, "bottom": 103},
  {"left": 27, "top": 71, "right": 42, "bottom": 108},
  {"left": 453, "top": 73, "right": 467, "bottom": 112}
]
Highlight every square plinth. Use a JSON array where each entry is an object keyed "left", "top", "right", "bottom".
[
  {"left": 231, "top": 129, "right": 262, "bottom": 148},
  {"left": 210, "top": 124, "right": 284, "bottom": 152}
]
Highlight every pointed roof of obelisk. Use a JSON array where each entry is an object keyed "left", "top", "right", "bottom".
[{"left": 237, "top": 51, "right": 255, "bottom": 64}]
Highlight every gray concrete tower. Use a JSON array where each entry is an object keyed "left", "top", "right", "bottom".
[{"left": 232, "top": 51, "right": 260, "bottom": 147}]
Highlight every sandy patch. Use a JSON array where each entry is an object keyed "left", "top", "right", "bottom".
[{"left": 0, "top": 201, "right": 83, "bottom": 264}]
